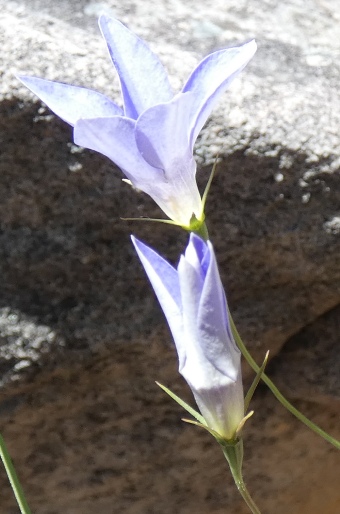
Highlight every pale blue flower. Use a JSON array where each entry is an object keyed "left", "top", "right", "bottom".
[
  {"left": 19, "top": 16, "right": 256, "bottom": 229},
  {"left": 132, "top": 233, "right": 244, "bottom": 440}
]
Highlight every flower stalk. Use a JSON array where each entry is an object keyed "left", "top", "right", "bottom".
[
  {"left": 221, "top": 439, "right": 262, "bottom": 514},
  {"left": 0, "top": 433, "right": 31, "bottom": 514}
]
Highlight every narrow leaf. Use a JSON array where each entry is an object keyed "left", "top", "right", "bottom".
[
  {"left": 156, "top": 382, "right": 207, "bottom": 425},
  {"left": 244, "top": 351, "right": 269, "bottom": 411},
  {"left": 201, "top": 155, "right": 219, "bottom": 211},
  {"left": 121, "top": 216, "right": 178, "bottom": 225},
  {"left": 236, "top": 410, "right": 254, "bottom": 435},
  {"left": 182, "top": 418, "right": 225, "bottom": 442}
]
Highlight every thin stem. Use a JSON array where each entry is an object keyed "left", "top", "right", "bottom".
[
  {"left": 229, "top": 314, "right": 340, "bottom": 450},
  {"left": 222, "top": 440, "right": 262, "bottom": 514},
  {"left": 0, "top": 433, "right": 32, "bottom": 514},
  {"left": 234, "top": 475, "right": 262, "bottom": 514}
]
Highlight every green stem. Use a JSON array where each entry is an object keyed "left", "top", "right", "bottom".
[
  {"left": 234, "top": 475, "right": 262, "bottom": 514},
  {"left": 192, "top": 220, "right": 209, "bottom": 241},
  {"left": 0, "top": 433, "right": 32, "bottom": 514},
  {"left": 229, "top": 315, "right": 340, "bottom": 450},
  {"left": 222, "top": 440, "right": 262, "bottom": 514}
]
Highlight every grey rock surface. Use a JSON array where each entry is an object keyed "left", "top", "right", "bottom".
[{"left": 0, "top": 1, "right": 339, "bottom": 513}]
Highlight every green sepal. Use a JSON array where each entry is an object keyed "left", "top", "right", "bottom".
[
  {"left": 188, "top": 216, "right": 209, "bottom": 240},
  {"left": 156, "top": 382, "right": 207, "bottom": 425},
  {"left": 244, "top": 351, "right": 269, "bottom": 412},
  {"left": 121, "top": 213, "right": 209, "bottom": 240},
  {"left": 120, "top": 216, "right": 178, "bottom": 226},
  {"left": 182, "top": 418, "right": 226, "bottom": 444},
  {"left": 220, "top": 437, "right": 244, "bottom": 483},
  {"left": 157, "top": 383, "right": 262, "bottom": 512},
  {"left": 236, "top": 410, "right": 254, "bottom": 436},
  {"left": 201, "top": 155, "right": 219, "bottom": 212}
]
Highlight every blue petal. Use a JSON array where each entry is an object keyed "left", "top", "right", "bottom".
[
  {"left": 177, "top": 253, "right": 204, "bottom": 337},
  {"left": 135, "top": 92, "right": 194, "bottom": 171},
  {"left": 182, "top": 40, "right": 257, "bottom": 148},
  {"left": 99, "top": 16, "right": 173, "bottom": 119},
  {"left": 132, "top": 237, "right": 181, "bottom": 309},
  {"left": 74, "top": 116, "right": 160, "bottom": 186},
  {"left": 18, "top": 76, "right": 122, "bottom": 126},
  {"left": 135, "top": 93, "right": 203, "bottom": 225},
  {"left": 131, "top": 237, "right": 185, "bottom": 364},
  {"left": 188, "top": 233, "right": 209, "bottom": 271},
  {"left": 75, "top": 115, "right": 201, "bottom": 225},
  {"left": 197, "top": 242, "right": 240, "bottom": 377}
]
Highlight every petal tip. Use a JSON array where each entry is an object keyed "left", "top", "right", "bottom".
[
  {"left": 98, "top": 13, "right": 126, "bottom": 33},
  {"left": 245, "top": 39, "right": 257, "bottom": 57},
  {"left": 17, "top": 74, "right": 37, "bottom": 87},
  {"left": 98, "top": 13, "right": 111, "bottom": 27}
]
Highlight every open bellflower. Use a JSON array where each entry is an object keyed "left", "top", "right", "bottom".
[
  {"left": 132, "top": 233, "right": 244, "bottom": 441},
  {"left": 19, "top": 16, "right": 256, "bottom": 230}
]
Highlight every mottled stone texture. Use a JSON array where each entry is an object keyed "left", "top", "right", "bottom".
[{"left": 0, "top": 1, "right": 339, "bottom": 513}]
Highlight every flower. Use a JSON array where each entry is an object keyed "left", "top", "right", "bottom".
[
  {"left": 19, "top": 16, "right": 256, "bottom": 229},
  {"left": 132, "top": 233, "right": 244, "bottom": 440}
]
